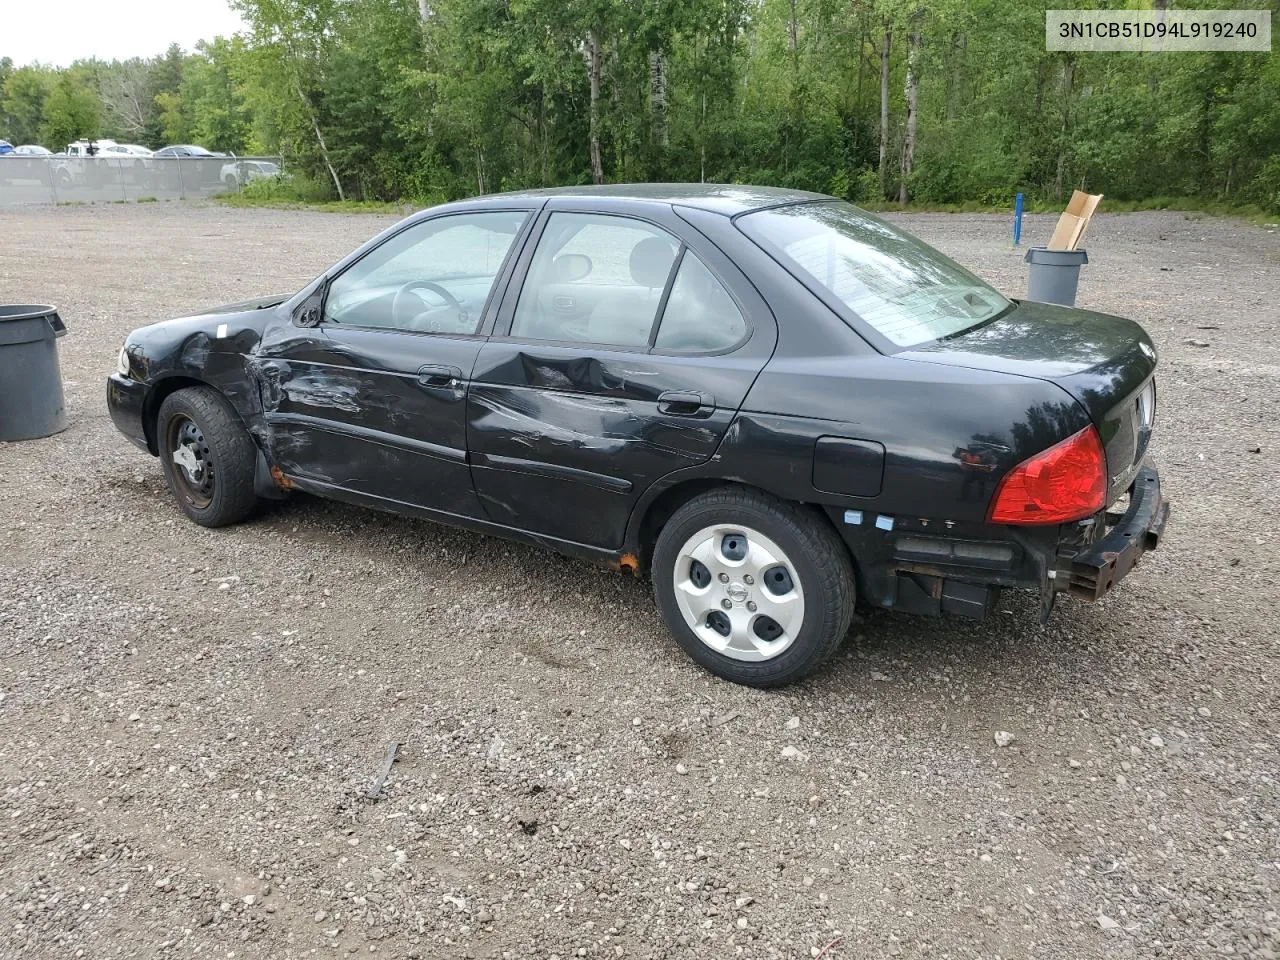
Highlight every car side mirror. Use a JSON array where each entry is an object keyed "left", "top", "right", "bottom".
[{"left": 293, "top": 290, "right": 324, "bottom": 327}]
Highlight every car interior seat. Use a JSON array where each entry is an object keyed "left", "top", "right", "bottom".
[{"left": 588, "top": 236, "right": 676, "bottom": 346}]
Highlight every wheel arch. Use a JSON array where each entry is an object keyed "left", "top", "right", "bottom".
[
  {"left": 145, "top": 375, "right": 285, "bottom": 501},
  {"left": 628, "top": 476, "right": 862, "bottom": 589},
  {"left": 143, "top": 375, "right": 254, "bottom": 455}
]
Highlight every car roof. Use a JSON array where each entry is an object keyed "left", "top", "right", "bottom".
[{"left": 458, "top": 183, "right": 832, "bottom": 217}]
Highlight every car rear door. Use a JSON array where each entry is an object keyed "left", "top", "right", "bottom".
[
  {"left": 466, "top": 198, "right": 778, "bottom": 550},
  {"left": 257, "top": 207, "right": 536, "bottom": 519}
]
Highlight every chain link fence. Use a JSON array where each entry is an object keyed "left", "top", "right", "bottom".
[{"left": 0, "top": 157, "right": 286, "bottom": 206}]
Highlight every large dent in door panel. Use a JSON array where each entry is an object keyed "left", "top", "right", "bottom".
[{"left": 469, "top": 386, "right": 718, "bottom": 463}]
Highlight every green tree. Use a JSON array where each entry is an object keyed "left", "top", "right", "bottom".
[
  {"left": 184, "top": 37, "right": 251, "bottom": 153},
  {"left": 0, "top": 0, "right": 1276, "bottom": 211},
  {"left": 41, "top": 68, "right": 102, "bottom": 147},
  {"left": 3, "top": 64, "right": 57, "bottom": 145},
  {"left": 145, "top": 43, "right": 189, "bottom": 145}
]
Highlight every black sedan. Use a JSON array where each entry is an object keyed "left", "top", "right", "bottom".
[{"left": 107, "top": 185, "right": 1169, "bottom": 687}]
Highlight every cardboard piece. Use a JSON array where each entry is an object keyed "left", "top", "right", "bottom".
[{"left": 1047, "top": 190, "right": 1103, "bottom": 251}]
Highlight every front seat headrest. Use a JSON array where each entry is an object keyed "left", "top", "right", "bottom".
[{"left": 551, "top": 253, "right": 592, "bottom": 282}]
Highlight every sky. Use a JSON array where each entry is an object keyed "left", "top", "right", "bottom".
[{"left": 3, "top": 0, "right": 247, "bottom": 67}]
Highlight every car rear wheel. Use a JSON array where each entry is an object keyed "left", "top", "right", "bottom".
[
  {"left": 652, "top": 488, "right": 855, "bottom": 687},
  {"left": 157, "top": 387, "right": 258, "bottom": 527}
]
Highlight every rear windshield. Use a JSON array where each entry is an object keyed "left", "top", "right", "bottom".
[{"left": 738, "top": 201, "right": 1010, "bottom": 348}]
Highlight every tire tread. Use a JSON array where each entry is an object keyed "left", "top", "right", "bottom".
[{"left": 157, "top": 386, "right": 259, "bottom": 528}]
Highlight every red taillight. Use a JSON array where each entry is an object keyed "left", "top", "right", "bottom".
[{"left": 988, "top": 426, "right": 1107, "bottom": 525}]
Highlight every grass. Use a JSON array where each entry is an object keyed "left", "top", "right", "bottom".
[
  {"left": 863, "top": 194, "right": 1278, "bottom": 227},
  {"left": 213, "top": 174, "right": 411, "bottom": 214},
  {"left": 215, "top": 192, "right": 410, "bottom": 214}
]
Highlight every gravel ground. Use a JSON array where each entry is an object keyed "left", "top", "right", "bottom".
[{"left": 1, "top": 202, "right": 1278, "bottom": 960}]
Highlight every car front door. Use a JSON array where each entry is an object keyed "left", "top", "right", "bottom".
[
  {"left": 467, "top": 199, "right": 778, "bottom": 550},
  {"left": 257, "top": 207, "right": 535, "bottom": 519}
]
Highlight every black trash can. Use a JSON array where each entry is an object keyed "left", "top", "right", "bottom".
[
  {"left": 0, "top": 305, "right": 69, "bottom": 442},
  {"left": 1024, "top": 247, "right": 1088, "bottom": 307}
]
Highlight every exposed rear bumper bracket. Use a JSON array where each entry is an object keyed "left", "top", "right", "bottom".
[{"left": 1065, "top": 466, "right": 1170, "bottom": 600}]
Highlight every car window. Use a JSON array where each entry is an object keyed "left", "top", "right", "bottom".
[
  {"left": 653, "top": 252, "right": 747, "bottom": 353},
  {"left": 323, "top": 211, "right": 528, "bottom": 335},
  {"left": 510, "top": 213, "right": 679, "bottom": 347},
  {"left": 738, "top": 200, "right": 1011, "bottom": 348}
]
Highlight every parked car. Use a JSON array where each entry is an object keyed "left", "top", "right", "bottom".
[
  {"left": 107, "top": 185, "right": 1170, "bottom": 687},
  {"left": 100, "top": 143, "right": 153, "bottom": 158},
  {"left": 220, "top": 159, "right": 282, "bottom": 190},
  {"left": 153, "top": 145, "right": 217, "bottom": 158},
  {"left": 0, "top": 140, "right": 14, "bottom": 155},
  {"left": 1, "top": 144, "right": 54, "bottom": 181}
]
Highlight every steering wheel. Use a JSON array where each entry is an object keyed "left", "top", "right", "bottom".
[{"left": 391, "top": 280, "right": 467, "bottom": 332}]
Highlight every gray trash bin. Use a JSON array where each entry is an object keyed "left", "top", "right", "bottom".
[
  {"left": 1, "top": 305, "right": 69, "bottom": 442},
  {"left": 1024, "top": 247, "right": 1088, "bottom": 307}
]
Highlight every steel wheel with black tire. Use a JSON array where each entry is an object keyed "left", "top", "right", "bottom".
[
  {"left": 157, "top": 386, "right": 259, "bottom": 527},
  {"left": 652, "top": 487, "right": 856, "bottom": 687}
]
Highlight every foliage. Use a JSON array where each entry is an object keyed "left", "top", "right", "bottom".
[{"left": 1, "top": 0, "right": 1277, "bottom": 212}]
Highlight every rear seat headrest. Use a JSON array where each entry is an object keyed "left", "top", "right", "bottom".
[{"left": 630, "top": 237, "right": 676, "bottom": 289}]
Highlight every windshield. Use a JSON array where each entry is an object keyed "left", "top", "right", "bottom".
[{"left": 738, "top": 201, "right": 1010, "bottom": 348}]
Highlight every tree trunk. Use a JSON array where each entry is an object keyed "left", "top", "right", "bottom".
[
  {"left": 878, "top": 24, "right": 891, "bottom": 197},
  {"left": 297, "top": 79, "right": 344, "bottom": 202},
  {"left": 899, "top": 15, "right": 921, "bottom": 205},
  {"left": 417, "top": 0, "right": 430, "bottom": 21},
  {"left": 1147, "top": 0, "right": 1167, "bottom": 91},
  {"left": 609, "top": 44, "right": 624, "bottom": 176},
  {"left": 946, "top": 32, "right": 966, "bottom": 122},
  {"left": 788, "top": 0, "right": 800, "bottom": 74},
  {"left": 854, "top": 16, "right": 867, "bottom": 114},
  {"left": 587, "top": 29, "right": 604, "bottom": 185},
  {"left": 700, "top": 89, "right": 707, "bottom": 183},
  {"left": 541, "top": 82, "right": 550, "bottom": 185},
  {"left": 1053, "top": 57, "right": 1075, "bottom": 202},
  {"left": 649, "top": 50, "right": 669, "bottom": 149}
]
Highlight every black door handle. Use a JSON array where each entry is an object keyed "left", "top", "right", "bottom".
[
  {"left": 417, "top": 364, "right": 463, "bottom": 388},
  {"left": 658, "top": 390, "right": 715, "bottom": 417}
]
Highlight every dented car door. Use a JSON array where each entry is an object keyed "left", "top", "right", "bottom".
[
  {"left": 257, "top": 323, "right": 488, "bottom": 516},
  {"left": 466, "top": 199, "right": 778, "bottom": 550},
  {"left": 255, "top": 209, "right": 534, "bottom": 518}
]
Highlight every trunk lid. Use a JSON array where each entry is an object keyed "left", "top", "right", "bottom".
[{"left": 900, "top": 300, "right": 1158, "bottom": 504}]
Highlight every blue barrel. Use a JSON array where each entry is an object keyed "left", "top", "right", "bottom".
[{"left": 0, "top": 305, "right": 69, "bottom": 441}]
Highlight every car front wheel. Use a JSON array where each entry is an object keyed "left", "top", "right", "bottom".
[
  {"left": 157, "top": 386, "right": 259, "bottom": 527},
  {"left": 652, "top": 488, "right": 855, "bottom": 688}
]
